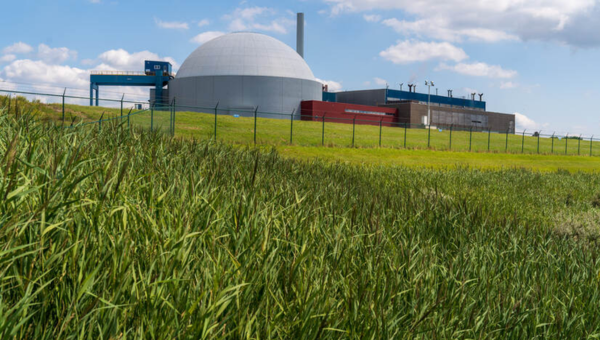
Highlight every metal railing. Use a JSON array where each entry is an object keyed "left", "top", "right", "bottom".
[{"left": 90, "top": 71, "right": 148, "bottom": 76}]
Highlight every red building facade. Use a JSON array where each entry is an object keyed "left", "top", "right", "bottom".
[{"left": 300, "top": 101, "right": 399, "bottom": 127}]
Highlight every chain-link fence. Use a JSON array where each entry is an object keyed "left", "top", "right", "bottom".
[{"left": 2, "top": 88, "right": 599, "bottom": 157}]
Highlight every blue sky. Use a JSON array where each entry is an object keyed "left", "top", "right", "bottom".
[{"left": 1, "top": 0, "right": 600, "bottom": 135}]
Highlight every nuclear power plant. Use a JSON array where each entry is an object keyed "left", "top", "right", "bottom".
[{"left": 89, "top": 13, "right": 515, "bottom": 133}]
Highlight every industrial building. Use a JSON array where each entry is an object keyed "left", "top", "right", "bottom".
[
  {"left": 88, "top": 12, "right": 515, "bottom": 133},
  {"left": 168, "top": 31, "right": 322, "bottom": 117},
  {"left": 314, "top": 89, "right": 515, "bottom": 133}
]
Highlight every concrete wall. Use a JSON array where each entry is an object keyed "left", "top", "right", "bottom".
[
  {"left": 168, "top": 75, "right": 322, "bottom": 119},
  {"left": 382, "top": 102, "right": 515, "bottom": 133},
  {"left": 335, "top": 90, "right": 386, "bottom": 107}
]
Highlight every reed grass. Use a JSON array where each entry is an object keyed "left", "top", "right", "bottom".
[{"left": 2, "top": 108, "right": 600, "bottom": 338}]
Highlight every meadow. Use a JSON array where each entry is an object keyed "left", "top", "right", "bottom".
[
  {"left": 5, "top": 94, "right": 598, "bottom": 173},
  {"left": 5, "top": 94, "right": 597, "bottom": 159},
  {"left": 2, "top": 105, "right": 600, "bottom": 338}
]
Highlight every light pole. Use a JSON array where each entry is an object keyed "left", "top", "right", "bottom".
[
  {"left": 400, "top": 83, "right": 403, "bottom": 91},
  {"left": 425, "top": 81, "right": 434, "bottom": 126}
]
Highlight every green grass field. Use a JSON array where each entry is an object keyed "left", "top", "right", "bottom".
[
  {"left": 3, "top": 109, "right": 600, "bottom": 338},
  {"left": 3, "top": 95, "right": 600, "bottom": 173}
]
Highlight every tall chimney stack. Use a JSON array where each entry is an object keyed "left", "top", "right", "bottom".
[{"left": 297, "top": 13, "right": 304, "bottom": 59}]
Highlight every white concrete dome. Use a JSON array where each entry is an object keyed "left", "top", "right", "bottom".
[{"left": 176, "top": 32, "right": 316, "bottom": 81}]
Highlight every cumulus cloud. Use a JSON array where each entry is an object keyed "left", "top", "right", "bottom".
[
  {"left": 382, "top": 17, "right": 517, "bottom": 43},
  {"left": 438, "top": 62, "right": 517, "bottom": 79},
  {"left": 3, "top": 42, "right": 33, "bottom": 54},
  {"left": 190, "top": 31, "right": 226, "bottom": 45},
  {"left": 198, "top": 19, "right": 210, "bottom": 27},
  {"left": 316, "top": 78, "right": 343, "bottom": 92},
  {"left": 514, "top": 112, "right": 540, "bottom": 131},
  {"left": 96, "top": 49, "right": 179, "bottom": 71},
  {"left": 3, "top": 59, "right": 89, "bottom": 88},
  {"left": 224, "top": 7, "right": 295, "bottom": 34},
  {"left": 0, "top": 45, "right": 179, "bottom": 105},
  {"left": 0, "top": 54, "right": 16, "bottom": 63},
  {"left": 374, "top": 77, "right": 388, "bottom": 86},
  {"left": 155, "top": 18, "right": 189, "bottom": 30},
  {"left": 37, "top": 44, "right": 77, "bottom": 64},
  {"left": 363, "top": 14, "right": 382, "bottom": 23},
  {"left": 380, "top": 40, "right": 468, "bottom": 64},
  {"left": 323, "top": 0, "right": 600, "bottom": 47}
]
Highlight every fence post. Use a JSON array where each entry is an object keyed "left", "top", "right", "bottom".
[
  {"left": 253, "top": 107, "right": 258, "bottom": 145},
  {"left": 449, "top": 125, "right": 453, "bottom": 150},
  {"left": 352, "top": 116, "right": 356, "bottom": 148},
  {"left": 99, "top": 112, "right": 104, "bottom": 131},
  {"left": 214, "top": 102, "right": 219, "bottom": 140},
  {"left": 172, "top": 98, "right": 176, "bottom": 137},
  {"left": 290, "top": 109, "right": 295, "bottom": 145},
  {"left": 565, "top": 133, "right": 569, "bottom": 155},
  {"left": 488, "top": 129, "right": 491, "bottom": 152},
  {"left": 521, "top": 130, "right": 526, "bottom": 153},
  {"left": 537, "top": 131, "right": 541, "bottom": 154},
  {"left": 427, "top": 124, "right": 431, "bottom": 148},
  {"left": 505, "top": 129, "right": 509, "bottom": 152},
  {"left": 120, "top": 94, "right": 124, "bottom": 123},
  {"left": 469, "top": 127, "right": 473, "bottom": 152},
  {"left": 150, "top": 103, "right": 154, "bottom": 132},
  {"left": 169, "top": 100, "right": 173, "bottom": 136},
  {"left": 591, "top": 136, "right": 594, "bottom": 157},
  {"left": 379, "top": 118, "right": 383, "bottom": 147},
  {"left": 551, "top": 132, "right": 555, "bottom": 154},
  {"left": 322, "top": 114, "right": 326, "bottom": 146},
  {"left": 7, "top": 94, "right": 11, "bottom": 114},
  {"left": 578, "top": 135, "right": 582, "bottom": 155},
  {"left": 404, "top": 122, "right": 407, "bottom": 148},
  {"left": 62, "top": 88, "right": 66, "bottom": 125}
]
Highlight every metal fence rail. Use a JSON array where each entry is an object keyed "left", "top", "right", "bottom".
[{"left": 1, "top": 88, "right": 599, "bottom": 157}]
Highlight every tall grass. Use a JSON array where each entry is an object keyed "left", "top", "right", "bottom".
[{"left": 2, "top": 108, "right": 600, "bottom": 338}]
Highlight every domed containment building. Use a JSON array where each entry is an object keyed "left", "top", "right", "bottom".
[{"left": 168, "top": 32, "right": 323, "bottom": 117}]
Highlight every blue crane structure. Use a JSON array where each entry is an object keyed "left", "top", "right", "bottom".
[{"left": 89, "top": 61, "right": 173, "bottom": 106}]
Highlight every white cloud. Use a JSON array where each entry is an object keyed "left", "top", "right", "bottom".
[
  {"left": 224, "top": 7, "right": 294, "bottom": 34},
  {"left": 198, "top": 19, "right": 210, "bottom": 27},
  {"left": 316, "top": 78, "right": 343, "bottom": 92},
  {"left": 382, "top": 17, "right": 517, "bottom": 43},
  {"left": 323, "top": 0, "right": 600, "bottom": 47},
  {"left": 514, "top": 112, "right": 540, "bottom": 131},
  {"left": 37, "top": 44, "right": 77, "bottom": 64},
  {"left": 380, "top": 40, "right": 468, "bottom": 64},
  {"left": 438, "top": 62, "right": 517, "bottom": 79},
  {"left": 191, "top": 31, "right": 226, "bottom": 45},
  {"left": 500, "top": 81, "right": 519, "bottom": 89},
  {"left": 155, "top": 18, "right": 189, "bottom": 30},
  {"left": 89, "top": 0, "right": 101, "bottom": 3},
  {"left": 3, "top": 59, "right": 89, "bottom": 88},
  {"left": 0, "top": 54, "right": 16, "bottom": 63},
  {"left": 96, "top": 49, "right": 179, "bottom": 71},
  {"left": 0, "top": 46, "right": 179, "bottom": 106},
  {"left": 3, "top": 42, "right": 33, "bottom": 55},
  {"left": 373, "top": 77, "right": 387, "bottom": 86},
  {"left": 363, "top": 14, "right": 382, "bottom": 23}
]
